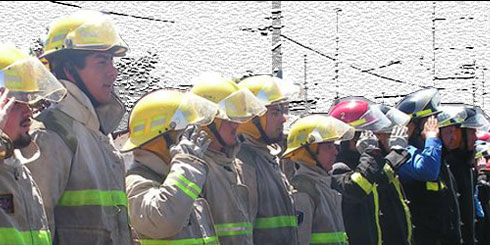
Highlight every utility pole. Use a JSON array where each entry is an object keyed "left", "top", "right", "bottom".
[
  {"left": 304, "top": 54, "right": 309, "bottom": 114},
  {"left": 272, "top": 1, "right": 282, "bottom": 78},
  {"left": 432, "top": 2, "right": 437, "bottom": 87},
  {"left": 334, "top": 8, "right": 342, "bottom": 99}
]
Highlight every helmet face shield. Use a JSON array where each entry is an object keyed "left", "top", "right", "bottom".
[
  {"left": 396, "top": 88, "right": 441, "bottom": 119},
  {"left": 351, "top": 105, "right": 391, "bottom": 132},
  {"left": 462, "top": 112, "right": 490, "bottom": 132},
  {"left": 377, "top": 106, "right": 411, "bottom": 134},
  {"left": 438, "top": 105, "right": 490, "bottom": 131},
  {"left": 170, "top": 92, "right": 218, "bottom": 130},
  {"left": 216, "top": 88, "right": 266, "bottom": 123},
  {"left": 0, "top": 57, "right": 66, "bottom": 105}
]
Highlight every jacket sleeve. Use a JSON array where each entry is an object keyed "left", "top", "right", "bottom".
[
  {"left": 126, "top": 154, "right": 208, "bottom": 239},
  {"left": 293, "top": 191, "right": 314, "bottom": 245},
  {"left": 25, "top": 129, "right": 73, "bottom": 237},
  {"left": 331, "top": 148, "right": 385, "bottom": 203},
  {"left": 397, "top": 137, "right": 442, "bottom": 182}
]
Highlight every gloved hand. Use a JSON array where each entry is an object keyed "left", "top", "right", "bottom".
[
  {"left": 0, "top": 88, "right": 15, "bottom": 130},
  {"left": 170, "top": 125, "right": 211, "bottom": 159},
  {"left": 422, "top": 116, "right": 439, "bottom": 139},
  {"left": 356, "top": 130, "right": 379, "bottom": 155},
  {"left": 389, "top": 125, "right": 409, "bottom": 150}
]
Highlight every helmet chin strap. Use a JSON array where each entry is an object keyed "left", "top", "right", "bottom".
[
  {"left": 304, "top": 144, "right": 325, "bottom": 171},
  {"left": 209, "top": 122, "right": 228, "bottom": 148},
  {"left": 66, "top": 62, "right": 100, "bottom": 108},
  {"left": 252, "top": 117, "right": 274, "bottom": 145}
]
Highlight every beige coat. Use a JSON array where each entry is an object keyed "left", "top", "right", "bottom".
[
  {"left": 292, "top": 162, "right": 347, "bottom": 245},
  {"left": 126, "top": 149, "right": 217, "bottom": 244},
  {"left": 237, "top": 135, "right": 299, "bottom": 245},
  {"left": 0, "top": 142, "right": 51, "bottom": 244},
  {"left": 27, "top": 81, "right": 131, "bottom": 245},
  {"left": 201, "top": 146, "right": 253, "bottom": 245}
]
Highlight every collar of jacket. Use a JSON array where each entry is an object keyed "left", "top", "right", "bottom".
[
  {"left": 7, "top": 141, "right": 40, "bottom": 168},
  {"left": 241, "top": 134, "right": 279, "bottom": 165},
  {"left": 205, "top": 142, "right": 241, "bottom": 165},
  {"left": 56, "top": 80, "right": 125, "bottom": 135},
  {"left": 133, "top": 149, "right": 170, "bottom": 176},
  {"left": 296, "top": 161, "right": 330, "bottom": 178}
]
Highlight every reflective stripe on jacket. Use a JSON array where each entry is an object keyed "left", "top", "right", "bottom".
[
  {"left": 201, "top": 147, "right": 253, "bottom": 245},
  {"left": 126, "top": 149, "right": 217, "bottom": 244},
  {"left": 237, "top": 135, "right": 298, "bottom": 244},
  {"left": 0, "top": 150, "right": 51, "bottom": 245},
  {"left": 27, "top": 80, "right": 131, "bottom": 245}
]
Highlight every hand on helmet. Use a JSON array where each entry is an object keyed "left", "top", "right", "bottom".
[
  {"left": 356, "top": 130, "right": 379, "bottom": 155},
  {"left": 170, "top": 125, "right": 211, "bottom": 159},
  {"left": 0, "top": 89, "right": 15, "bottom": 130},
  {"left": 422, "top": 116, "right": 439, "bottom": 139},
  {"left": 389, "top": 125, "right": 409, "bottom": 150}
]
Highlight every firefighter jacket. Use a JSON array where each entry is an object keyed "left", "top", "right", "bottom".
[
  {"left": 291, "top": 162, "right": 346, "bottom": 245},
  {"left": 333, "top": 147, "right": 410, "bottom": 245},
  {"left": 237, "top": 135, "right": 298, "bottom": 245},
  {"left": 402, "top": 145, "right": 461, "bottom": 244},
  {"left": 126, "top": 149, "right": 217, "bottom": 244},
  {"left": 447, "top": 149, "right": 476, "bottom": 244},
  {"left": 0, "top": 141, "right": 51, "bottom": 244},
  {"left": 201, "top": 145, "right": 253, "bottom": 245},
  {"left": 27, "top": 80, "right": 131, "bottom": 245}
]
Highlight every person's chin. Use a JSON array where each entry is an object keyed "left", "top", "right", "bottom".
[{"left": 13, "top": 134, "right": 32, "bottom": 149}]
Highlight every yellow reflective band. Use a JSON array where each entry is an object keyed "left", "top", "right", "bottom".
[
  {"left": 150, "top": 115, "right": 167, "bottom": 132},
  {"left": 349, "top": 118, "right": 367, "bottom": 127},
  {"left": 215, "top": 222, "right": 253, "bottom": 237},
  {"left": 58, "top": 190, "right": 128, "bottom": 207},
  {"left": 426, "top": 181, "right": 446, "bottom": 191},
  {"left": 167, "top": 174, "right": 202, "bottom": 200},
  {"left": 411, "top": 109, "right": 432, "bottom": 118},
  {"left": 139, "top": 236, "right": 218, "bottom": 245},
  {"left": 384, "top": 165, "right": 412, "bottom": 244},
  {"left": 0, "top": 228, "right": 51, "bottom": 245},
  {"left": 310, "top": 232, "right": 348, "bottom": 244},
  {"left": 133, "top": 121, "right": 146, "bottom": 137},
  {"left": 50, "top": 32, "right": 68, "bottom": 47},
  {"left": 372, "top": 185, "right": 382, "bottom": 245},
  {"left": 254, "top": 216, "right": 298, "bottom": 229},
  {"left": 351, "top": 172, "right": 374, "bottom": 194},
  {"left": 475, "top": 152, "right": 483, "bottom": 159}
]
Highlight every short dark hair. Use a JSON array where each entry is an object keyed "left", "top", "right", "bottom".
[{"left": 47, "top": 50, "right": 92, "bottom": 80}]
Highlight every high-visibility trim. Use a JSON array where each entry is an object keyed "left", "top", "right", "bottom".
[
  {"left": 0, "top": 228, "right": 51, "bottom": 245},
  {"left": 215, "top": 222, "right": 253, "bottom": 237},
  {"left": 133, "top": 121, "right": 146, "bottom": 136},
  {"left": 411, "top": 108, "right": 432, "bottom": 118},
  {"left": 372, "top": 185, "right": 382, "bottom": 245},
  {"left": 310, "top": 232, "right": 348, "bottom": 244},
  {"left": 349, "top": 118, "right": 367, "bottom": 127},
  {"left": 351, "top": 172, "right": 374, "bottom": 194},
  {"left": 426, "top": 181, "right": 445, "bottom": 191},
  {"left": 139, "top": 236, "right": 218, "bottom": 245},
  {"left": 475, "top": 152, "right": 483, "bottom": 159},
  {"left": 383, "top": 164, "right": 412, "bottom": 245},
  {"left": 58, "top": 190, "right": 128, "bottom": 207},
  {"left": 254, "top": 215, "right": 298, "bottom": 229},
  {"left": 167, "top": 174, "right": 202, "bottom": 200}
]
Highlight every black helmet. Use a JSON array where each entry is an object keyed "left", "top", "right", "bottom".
[
  {"left": 396, "top": 88, "right": 441, "bottom": 119},
  {"left": 438, "top": 104, "right": 490, "bottom": 131}
]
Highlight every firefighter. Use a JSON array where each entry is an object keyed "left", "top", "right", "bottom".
[
  {"left": 284, "top": 115, "right": 355, "bottom": 244},
  {"left": 437, "top": 104, "right": 490, "bottom": 244},
  {"left": 26, "top": 10, "right": 131, "bottom": 244},
  {"left": 190, "top": 72, "right": 266, "bottom": 245},
  {"left": 329, "top": 99, "right": 411, "bottom": 245},
  {"left": 396, "top": 88, "right": 461, "bottom": 244},
  {"left": 122, "top": 89, "right": 220, "bottom": 244},
  {"left": 0, "top": 44, "right": 67, "bottom": 244},
  {"left": 236, "top": 75, "right": 299, "bottom": 244}
]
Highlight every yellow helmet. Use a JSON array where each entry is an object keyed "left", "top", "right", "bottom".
[
  {"left": 121, "top": 89, "right": 218, "bottom": 152},
  {"left": 41, "top": 10, "right": 128, "bottom": 59},
  {"left": 190, "top": 72, "right": 266, "bottom": 123},
  {"left": 0, "top": 44, "right": 66, "bottom": 104},
  {"left": 238, "top": 75, "right": 286, "bottom": 106},
  {"left": 283, "top": 115, "right": 355, "bottom": 158}
]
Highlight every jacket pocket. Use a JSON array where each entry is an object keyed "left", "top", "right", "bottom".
[{"left": 55, "top": 226, "right": 112, "bottom": 245}]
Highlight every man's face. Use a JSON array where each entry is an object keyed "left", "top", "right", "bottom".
[
  {"left": 317, "top": 142, "right": 338, "bottom": 171},
  {"left": 75, "top": 52, "right": 118, "bottom": 104},
  {"left": 218, "top": 120, "right": 240, "bottom": 146},
  {"left": 440, "top": 125, "right": 462, "bottom": 150},
  {"left": 264, "top": 102, "right": 288, "bottom": 142},
  {"left": 465, "top": 128, "right": 477, "bottom": 151},
  {"left": 2, "top": 102, "right": 33, "bottom": 148}
]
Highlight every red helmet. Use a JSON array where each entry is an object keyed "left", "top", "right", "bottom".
[{"left": 329, "top": 100, "right": 390, "bottom": 132}]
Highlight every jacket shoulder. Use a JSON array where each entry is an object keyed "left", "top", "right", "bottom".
[{"left": 34, "top": 108, "right": 77, "bottom": 154}]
